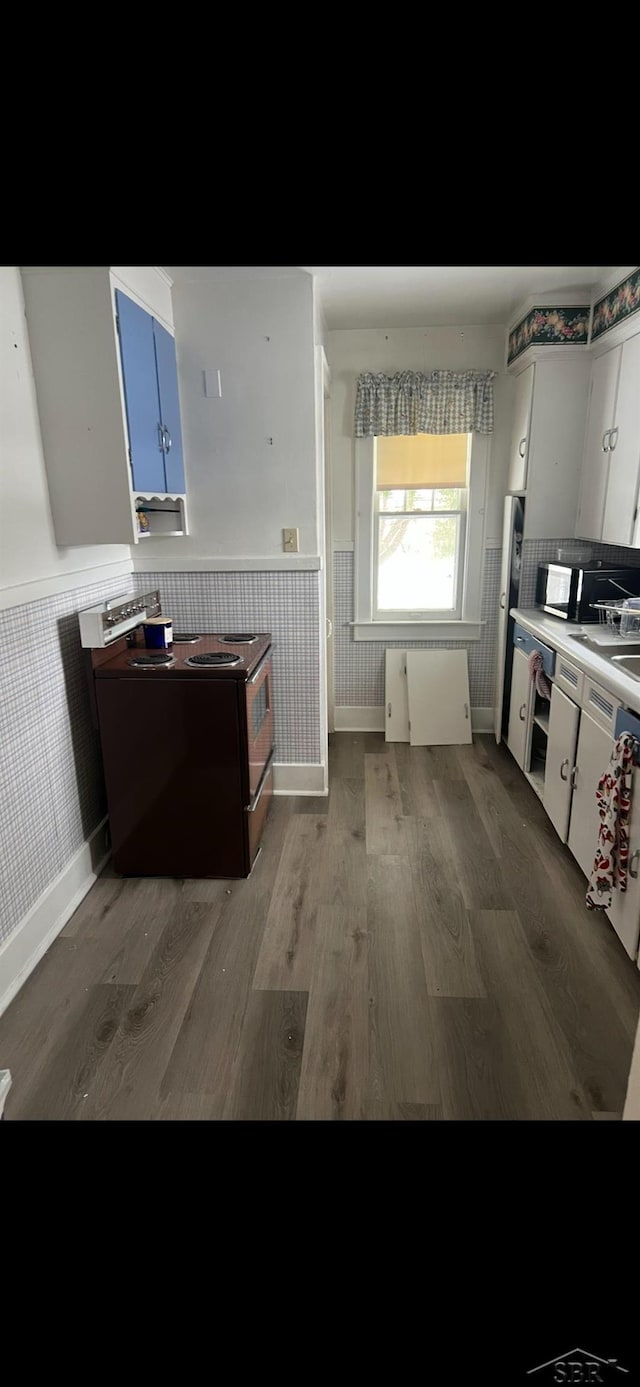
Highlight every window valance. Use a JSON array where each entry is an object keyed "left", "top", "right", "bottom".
[{"left": 354, "top": 369, "right": 496, "bottom": 437}]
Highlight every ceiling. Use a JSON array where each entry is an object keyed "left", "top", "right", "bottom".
[
  {"left": 166, "top": 265, "right": 617, "bottom": 331},
  {"left": 301, "top": 265, "right": 616, "bottom": 330}
]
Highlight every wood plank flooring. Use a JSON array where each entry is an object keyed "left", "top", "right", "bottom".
[{"left": 2, "top": 731, "right": 640, "bottom": 1121}]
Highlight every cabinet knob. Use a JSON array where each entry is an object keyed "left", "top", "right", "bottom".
[
  {"left": 519, "top": 703, "right": 527, "bottom": 721},
  {"left": 609, "top": 426, "right": 619, "bottom": 451},
  {"left": 499, "top": 592, "right": 506, "bottom": 610},
  {"left": 518, "top": 437, "right": 527, "bottom": 458},
  {"left": 602, "top": 429, "right": 611, "bottom": 452}
]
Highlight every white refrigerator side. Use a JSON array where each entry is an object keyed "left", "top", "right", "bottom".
[{"left": 494, "top": 496, "right": 518, "bottom": 744}]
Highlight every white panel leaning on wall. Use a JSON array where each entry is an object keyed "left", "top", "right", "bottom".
[{"left": 384, "top": 649, "right": 472, "bottom": 746}]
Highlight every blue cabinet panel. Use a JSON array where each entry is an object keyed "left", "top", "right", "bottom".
[
  {"left": 512, "top": 622, "right": 556, "bottom": 677},
  {"left": 115, "top": 290, "right": 165, "bottom": 493},
  {"left": 153, "top": 319, "right": 185, "bottom": 494}
]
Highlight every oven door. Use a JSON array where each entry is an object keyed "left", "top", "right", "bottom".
[{"left": 245, "top": 652, "right": 274, "bottom": 799}]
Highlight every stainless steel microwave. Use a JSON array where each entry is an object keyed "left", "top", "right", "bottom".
[{"left": 535, "top": 562, "right": 640, "bottom": 622}]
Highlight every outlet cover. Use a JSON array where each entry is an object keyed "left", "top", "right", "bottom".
[{"left": 283, "top": 528, "right": 300, "bottom": 553}]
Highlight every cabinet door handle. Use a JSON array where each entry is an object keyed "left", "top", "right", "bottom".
[
  {"left": 163, "top": 426, "right": 172, "bottom": 453},
  {"left": 609, "top": 426, "right": 618, "bottom": 451},
  {"left": 518, "top": 437, "right": 527, "bottom": 458},
  {"left": 570, "top": 765, "right": 578, "bottom": 788},
  {"left": 630, "top": 850, "right": 640, "bottom": 880},
  {"left": 560, "top": 757, "right": 570, "bottom": 781},
  {"left": 158, "top": 423, "right": 166, "bottom": 452},
  {"left": 516, "top": 635, "right": 526, "bottom": 643},
  {"left": 602, "top": 429, "right": 611, "bottom": 452},
  {"left": 519, "top": 703, "right": 527, "bottom": 721},
  {"left": 499, "top": 592, "right": 506, "bottom": 609}
]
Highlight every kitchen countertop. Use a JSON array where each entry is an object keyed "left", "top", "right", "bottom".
[{"left": 511, "top": 608, "right": 640, "bottom": 715}]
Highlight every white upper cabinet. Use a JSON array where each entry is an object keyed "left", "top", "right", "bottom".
[
  {"left": 602, "top": 333, "right": 640, "bottom": 545},
  {"left": 21, "top": 266, "right": 188, "bottom": 548},
  {"left": 516, "top": 356, "right": 592, "bottom": 540},
  {"left": 576, "top": 348, "right": 620, "bottom": 542},
  {"left": 507, "top": 363, "right": 535, "bottom": 491},
  {"left": 576, "top": 331, "right": 640, "bottom": 546}
]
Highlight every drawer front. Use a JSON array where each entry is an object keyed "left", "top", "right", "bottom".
[
  {"left": 583, "top": 678, "right": 620, "bottom": 734},
  {"left": 513, "top": 623, "right": 556, "bottom": 677},
  {"left": 554, "top": 655, "right": 584, "bottom": 703},
  {"left": 246, "top": 761, "right": 273, "bottom": 868},
  {"left": 245, "top": 654, "right": 274, "bottom": 798},
  {"left": 614, "top": 706, "right": 640, "bottom": 747}
]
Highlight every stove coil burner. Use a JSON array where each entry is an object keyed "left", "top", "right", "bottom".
[
  {"left": 185, "top": 652, "right": 241, "bottom": 668},
  {"left": 219, "top": 634, "right": 258, "bottom": 644},
  {"left": 129, "top": 653, "right": 175, "bottom": 668},
  {"left": 171, "top": 633, "right": 202, "bottom": 643}
]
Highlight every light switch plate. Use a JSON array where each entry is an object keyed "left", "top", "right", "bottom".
[{"left": 283, "top": 528, "right": 299, "bottom": 553}]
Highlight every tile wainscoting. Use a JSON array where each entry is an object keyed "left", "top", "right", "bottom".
[
  {"left": 0, "top": 574, "right": 124, "bottom": 955},
  {"left": 132, "top": 570, "right": 322, "bottom": 764},
  {"left": 333, "top": 548, "right": 501, "bottom": 720},
  {"left": 519, "top": 538, "right": 640, "bottom": 610}
]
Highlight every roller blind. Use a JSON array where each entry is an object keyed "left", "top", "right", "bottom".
[{"left": 376, "top": 433, "right": 468, "bottom": 490}]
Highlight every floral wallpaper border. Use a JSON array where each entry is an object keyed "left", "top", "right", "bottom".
[
  {"left": 508, "top": 305, "right": 591, "bottom": 364},
  {"left": 592, "top": 267, "right": 640, "bottom": 341}
]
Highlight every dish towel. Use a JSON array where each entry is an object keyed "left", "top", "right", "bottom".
[
  {"left": 586, "top": 732, "right": 637, "bottom": 911},
  {"left": 527, "top": 650, "right": 551, "bottom": 701}
]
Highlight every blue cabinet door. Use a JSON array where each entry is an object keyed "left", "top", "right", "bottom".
[
  {"left": 153, "top": 319, "right": 186, "bottom": 494},
  {"left": 115, "top": 290, "right": 166, "bottom": 493}
]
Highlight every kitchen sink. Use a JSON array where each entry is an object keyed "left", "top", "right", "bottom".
[
  {"left": 570, "top": 634, "right": 640, "bottom": 657},
  {"left": 612, "top": 655, "right": 640, "bottom": 680}
]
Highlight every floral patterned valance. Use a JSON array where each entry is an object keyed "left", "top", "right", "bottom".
[
  {"left": 507, "top": 305, "right": 590, "bottom": 364},
  {"left": 592, "top": 268, "right": 640, "bottom": 341},
  {"left": 354, "top": 370, "right": 495, "bottom": 437}
]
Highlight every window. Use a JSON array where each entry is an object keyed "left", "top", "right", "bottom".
[
  {"left": 374, "top": 433, "right": 469, "bottom": 620},
  {"left": 353, "top": 430, "right": 488, "bottom": 641}
]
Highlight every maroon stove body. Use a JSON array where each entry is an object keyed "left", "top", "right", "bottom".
[{"left": 94, "top": 632, "right": 273, "bottom": 878}]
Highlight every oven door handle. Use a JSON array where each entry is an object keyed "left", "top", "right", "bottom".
[
  {"left": 246, "top": 749, "right": 275, "bottom": 812},
  {"left": 248, "top": 650, "right": 272, "bottom": 685}
]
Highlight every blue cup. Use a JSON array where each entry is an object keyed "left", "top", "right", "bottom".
[{"left": 143, "top": 619, "right": 173, "bottom": 649}]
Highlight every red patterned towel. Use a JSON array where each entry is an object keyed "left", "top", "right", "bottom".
[
  {"left": 527, "top": 649, "right": 551, "bottom": 701},
  {"left": 586, "top": 732, "right": 637, "bottom": 911}
]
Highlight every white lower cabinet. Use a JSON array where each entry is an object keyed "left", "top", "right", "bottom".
[
  {"left": 567, "top": 711, "right": 613, "bottom": 878},
  {"left": 607, "top": 800, "right": 640, "bottom": 960},
  {"left": 544, "top": 685, "right": 580, "bottom": 842},
  {"left": 507, "top": 648, "right": 532, "bottom": 771}
]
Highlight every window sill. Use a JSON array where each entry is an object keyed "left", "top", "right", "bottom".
[{"left": 350, "top": 620, "right": 485, "bottom": 642}]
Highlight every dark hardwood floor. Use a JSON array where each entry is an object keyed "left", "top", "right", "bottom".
[{"left": 2, "top": 733, "right": 639, "bottom": 1120}]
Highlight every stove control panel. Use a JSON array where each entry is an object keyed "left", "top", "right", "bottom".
[{"left": 79, "top": 589, "right": 161, "bottom": 647}]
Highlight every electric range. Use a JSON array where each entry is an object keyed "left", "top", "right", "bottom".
[{"left": 94, "top": 631, "right": 274, "bottom": 878}]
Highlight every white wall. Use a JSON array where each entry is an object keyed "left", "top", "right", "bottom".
[
  {"left": 326, "top": 325, "right": 513, "bottom": 546},
  {"left": 136, "top": 270, "right": 319, "bottom": 562},
  {"left": 0, "top": 267, "right": 131, "bottom": 604}
]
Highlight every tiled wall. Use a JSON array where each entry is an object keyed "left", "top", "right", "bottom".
[
  {"left": 334, "top": 548, "right": 501, "bottom": 708},
  {"left": 520, "top": 539, "right": 640, "bottom": 609},
  {"left": 132, "top": 570, "right": 321, "bottom": 762},
  {"left": 0, "top": 575, "right": 123, "bottom": 947}
]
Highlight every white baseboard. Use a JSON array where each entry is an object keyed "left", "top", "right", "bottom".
[
  {"left": 0, "top": 819, "right": 110, "bottom": 1018},
  {"left": 334, "top": 705, "right": 493, "bottom": 734},
  {"left": 334, "top": 706, "right": 385, "bottom": 732},
  {"left": 273, "top": 763, "right": 327, "bottom": 795}
]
